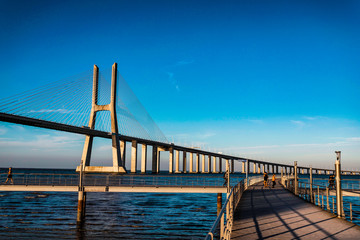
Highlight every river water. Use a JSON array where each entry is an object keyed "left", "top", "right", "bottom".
[
  {"left": 0, "top": 168, "right": 244, "bottom": 239},
  {"left": 1, "top": 169, "right": 359, "bottom": 239}
]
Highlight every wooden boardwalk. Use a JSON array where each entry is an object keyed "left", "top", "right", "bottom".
[{"left": 231, "top": 181, "right": 360, "bottom": 240}]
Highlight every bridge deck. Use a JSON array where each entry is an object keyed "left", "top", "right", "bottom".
[{"left": 231, "top": 182, "right": 360, "bottom": 240}]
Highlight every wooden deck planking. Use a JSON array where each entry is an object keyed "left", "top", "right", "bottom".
[{"left": 231, "top": 182, "right": 360, "bottom": 240}]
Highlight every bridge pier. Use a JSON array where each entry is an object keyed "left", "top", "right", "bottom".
[
  {"left": 201, "top": 154, "right": 205, "bottom": 173},
  {"left": 152, "top": 146, "right": 158, "bottom": 174},
  {"left": 242, "top": 161, "right": 245, "bottom": 173},
  {"left": 131, "top": 140, "right": 137, "bottom": 173},
  {"left": 208, "top": 155, "right": 212, "bottom": 173},
  {"left": 195, "top": 153, "right": 200, "bottom": 173},
  {"left": 189, "top": 152, "right": 193, "bottom": 173},
  {"left": 141, "top": 144, "right": 147, "bottom": 173},
  {"left": 253, "top": 162, "right": 256, "bottom": 174},
  {"left": 183, "top": 151, "right": 187, "bottom": 173},
  {"left": 257, "top": 163, "right": 261, "bottom": 174},
  {"left": 218, "top": 157, "right": 222, "bottom": 173},
  {"left": 231, "top": 159, "right": 234, "bottom": 173},
  {"left": 175, "top": 150, "right": 180, "bottom": 173},
  {"left": 212, "top": 156, "right": 217, "bottom": 173},
  {"left": 169, "top": 147, "right": 173, "bottom": 173}
]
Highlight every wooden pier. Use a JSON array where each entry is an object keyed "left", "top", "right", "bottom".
[{"left": 231, "top": 182, "right": 360, "bottom": 239}]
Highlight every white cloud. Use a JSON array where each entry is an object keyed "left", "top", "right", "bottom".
[{"left": 291, "top": 120, "right": 305, "bottom": 127}]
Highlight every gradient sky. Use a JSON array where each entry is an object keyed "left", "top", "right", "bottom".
[{"left": 0, "top": 0, "right": 359, "bottom": 170}]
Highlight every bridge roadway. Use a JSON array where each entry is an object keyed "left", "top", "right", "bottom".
[{"left": 231, "top": 181, "right": 360, "bottom": 240}]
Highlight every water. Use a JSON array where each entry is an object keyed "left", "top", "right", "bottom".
[{"left": 0, "top": 168, "right": 246, "bottom": 239}]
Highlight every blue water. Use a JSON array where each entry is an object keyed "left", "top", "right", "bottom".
[{"left": 0, "top": 168, "right": 246, "bottom": 239}]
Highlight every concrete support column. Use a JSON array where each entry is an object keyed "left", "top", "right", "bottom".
[
  {"left": 262, "top": 164, "right": 265, "bottom": 174},
  {"left": 242, "top": 161, "right": 245, "bottom": 173},
  {"left": 183, "top": 151, "right": 187, "bottom": 173},
  {"left": 201, "top": 154, "right": 205, "bottom": 173},
  {"left": 131, "top": 140, "right": 137, "bottom": 173},
  {"left": 152, "top": 146, "right": 158, "bottom": 174},
  {"left": 195, "top": 153, "right": 200, "bottom": 173},
  {"left": 231, "top": 159, "right": 234, "bottom": 173},
  {"left": 175, "top": 150, "right": 180, "bottom": 173},
  {"left": 208, "top": 155, "right": 212, "bottom": 173},
  {"left": 120, "top": 140, "right": 126, "bottom": 167},
  {"left": 253, "top": 162, "right": 256, "bottom": 174},
  {"left": 218, "top": 157, "right": 222, "bottom": 173},
  {"left": 189, "top": 152, "right": 193, "bottom": 173},
  {"left": 77, "top": 190, "right": 86, "bottom": 224},
  {"left": 257, "top": 163, "right": 261, "bottom": 174},
  {"left": 168, "top": 147, "right": 173, "bottom": 173},
  {"left": 141, "top": 144, "right": 147, "bottom": 173},
  {"left": 213, "top": 156, "right": 217, "bottom": 173}
]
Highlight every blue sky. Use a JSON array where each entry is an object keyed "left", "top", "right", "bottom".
[{"left": 0, "top": 0, "right": 359, "bottom": 170}]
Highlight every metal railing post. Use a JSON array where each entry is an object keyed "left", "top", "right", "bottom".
[
  {"left": 350, "top": 202, "right": 353, "bottom": 222},
  {"left": 310, "top": 166, "right": 313, "bottom": 203},
  {"left": 317, "top": 186, "right": 320, "bottom": 206},
  {"left": 335, "top": 151, "right": 343, "bottom": 218},
  {"left": 326, "top": 187, "right": 330, "bottom": 211},
  {"left": 294, "top": 161, "right": 298, "bottom": 195}
]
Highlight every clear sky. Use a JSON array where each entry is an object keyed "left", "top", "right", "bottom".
[{"left": 0, "top": 0, "right": 359, "bottom": 170}]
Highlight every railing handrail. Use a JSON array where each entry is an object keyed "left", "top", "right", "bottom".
[{"left": 204, "top": 176, "right": 263, "bottom": 240}]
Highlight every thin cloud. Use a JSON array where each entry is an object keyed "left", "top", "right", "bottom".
[{"left": 291, "top": 120, "right": 305, "bottom": 127}]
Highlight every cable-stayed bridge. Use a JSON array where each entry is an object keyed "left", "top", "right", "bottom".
[
  {"left": 1, "top": 63, "right": 360, "bottom": 239},
  {"left": 0, "top": 63, "right": 358, "bottom": 176}
]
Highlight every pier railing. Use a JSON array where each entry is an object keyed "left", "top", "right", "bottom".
[
  {"left": 282, "top": 177, "right": 360, "bottom": 224},
  {"left": 205, "top": 176, "right": 263, "bottom": 240},
  {"left": 0, "top": 172, "right": 243, "bottom": 188}
]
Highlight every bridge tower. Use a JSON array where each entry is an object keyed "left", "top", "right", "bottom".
[{"left": 77, "top": 63, "right": 126, "bottom": 173}]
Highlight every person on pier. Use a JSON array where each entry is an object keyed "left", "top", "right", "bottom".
[
  {"left": 263, "top": 172, "right": 268, "bottom": 187},
  {"left": 272, "top": 174, "right": 276, "bottom": 188},
  {"left": 5, "top": 167, "right": 13, "bottom": 184}
]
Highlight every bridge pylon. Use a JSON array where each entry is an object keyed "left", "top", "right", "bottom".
[{"left": 76, "top": 63, "right": 126, "bottom": 173}]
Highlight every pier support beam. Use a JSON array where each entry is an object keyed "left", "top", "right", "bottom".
[
  {"left": 217, "top": 193, "right": 222, "bottom": 216},
  {"left": 253, "top": 162, "right": 256, "bottom": 174},
  {"left": 242, "top": 161, "right": 245, "bottom": 173},
  {"left": 218, "top": 157, "right": 222, "bottom": 173},
  {"left": 141, "top": 144, "right": 147, "bottom": 173},
  {"left": 231, "top": 159, "right": 234, "bottom": 173},
  {"left": 77, "top": 190, "right": 86, "bottom": 224}
]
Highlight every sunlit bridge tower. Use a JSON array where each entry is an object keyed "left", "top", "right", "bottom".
[{"left": 76, "top": 63, "right": 126, "bottom": 173}]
